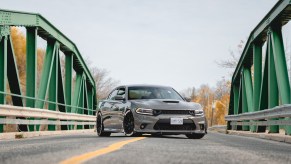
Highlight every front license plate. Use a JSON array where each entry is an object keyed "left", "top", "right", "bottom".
[{"left": 170, "top": 118, "right": 183, "bottom": 125}]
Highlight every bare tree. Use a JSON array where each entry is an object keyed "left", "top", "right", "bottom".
[
  {"left": 84, "top": 57, "right": 119, "bottom": 99},
  {"left": 90, "top": 67, "right": 119, "bottom": 99},
  {"left": 180, "top": 87, "right": 197, "bottom": 101},
  {"left": 216, "top": 40, "right": 244, "bottom": 69}
]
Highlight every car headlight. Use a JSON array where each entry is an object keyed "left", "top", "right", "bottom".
[
  {"left": 135, "top": 108, "right": 153, "bottom": 115},
  {"left": 195, "top": 109, "right": 204, "bottom": 116}
]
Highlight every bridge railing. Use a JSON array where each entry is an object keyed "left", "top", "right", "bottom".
[
  {"left": 226, "top": 0, "right": 291, "bottom": 135},
  {"left": 0, "top": 9, "right": 97, "bottom": 133}
]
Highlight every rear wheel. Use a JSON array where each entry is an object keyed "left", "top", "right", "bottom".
[
  {"left": 185, "top": 133, "right": 205, "bottom": 139},
  {"left": 123, "top": 110, "right": 135, "bottom": 136},
  {"left": 96, "top": 112, "right": 111, "bottom": 137}
]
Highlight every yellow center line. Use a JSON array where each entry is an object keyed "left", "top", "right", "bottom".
[{"left": 59, "top": 137, "right": 146, "bottom": 164}]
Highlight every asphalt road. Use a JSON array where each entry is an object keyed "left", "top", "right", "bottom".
[{"left": 0, "top": 132, "right": 291, "bottom": 164}]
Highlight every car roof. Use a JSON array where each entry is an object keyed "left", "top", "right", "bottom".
[{"left": 119, "top": 84, "right": 172, "bottom": 88}]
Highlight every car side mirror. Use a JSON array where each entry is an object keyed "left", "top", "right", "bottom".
[
  {"left": 184, "top": 97, "right": 191, "bottom": 102},
  {"left": 114, "top": 95, "right": 125, "bottom": 101}
]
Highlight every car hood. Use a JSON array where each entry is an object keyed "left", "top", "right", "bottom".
[{"left": 129, "top": 99, "right": 202, "bottom": 110}]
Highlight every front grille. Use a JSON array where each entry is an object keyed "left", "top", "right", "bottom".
[
  {"left": 153, "top": 110, "right": 193, "bottom": 116},
  {"left": 153, "top": 119, "right": 196, "bottom": 131}
]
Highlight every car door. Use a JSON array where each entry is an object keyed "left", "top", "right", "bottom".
[
  {"left": 111, "top": 87, "right": 127, "bottom": 130},
  {"left": 101, "top": 89, "right": 118, "bottom": 130}
]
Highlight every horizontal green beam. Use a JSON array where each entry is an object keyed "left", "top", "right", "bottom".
[
  {"left": 232, "top": 0, "right": 291, "bottom": 82},
  {"left": 0, "top": 9, "right": 94, "bottom": 87}
]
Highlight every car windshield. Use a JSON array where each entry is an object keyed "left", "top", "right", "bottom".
[{"left": 128, "top": 86, "right": 183, "bottom": 100}]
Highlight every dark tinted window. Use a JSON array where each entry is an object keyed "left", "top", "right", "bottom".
[
  {"left": 117, "top": 88, "right": 126, "bottom": 98},
  {"left": 108, "top": 89, "right": 118, "bottom": 100},
  {"left": 128, "top": 86, "right": 183, "bottom": 100}
]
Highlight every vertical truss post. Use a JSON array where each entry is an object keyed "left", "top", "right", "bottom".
[
  {"left": 236, "top": 75, "right": 243, "bottom": 130},
  {"left": 83, "top": 81, "right": 89, "bottom": 129},
  {"left": 26, "top": 27, "right": 37, "bottom": 131},
  {"left": 0, "top": 28, "right": 8, "bottom": 133},
  {"left": 232, "top": 85, "right": 239, "bottom": 130},
  {"left": 271, "top": 26, "right": 291, "bottom": 135},
  {"left": 268, "top": 31, "right": 279, "bottom": 133},
  {"left": 65, "top": 53, "right": 73, "bottom": 113},
  {"left": 243, "top": 67, "right": 253, "bottom": 131},
  {"left": 253, "top": 42, "right": 265, "bottom": 132},
  {"left": 253, "top": 43, "right": 262, "bottom": 112},
  {"left": 48, "top": 43, "right": 59, "bottom": 131},
  {"left": 71, "top": 72, "right": 83, "bottom": 129},
  {"left": 88, "top": 87, "right": 93, "bottom": 116},
  {"left": 35, "top": 40, "right": 57, "bottom": 131},
  {"left": 88, "top": 87, "right": 94, "bottom": 129},
  {"left": 242, "top": 68, "right": 250, "bottom": 131},
  {"left": 77, "top": 77, "right": 85, "bottom": 129}
]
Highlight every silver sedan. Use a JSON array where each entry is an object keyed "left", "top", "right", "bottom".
[{"left": 96, "top": 85, "right": 207, "bottom": 139}]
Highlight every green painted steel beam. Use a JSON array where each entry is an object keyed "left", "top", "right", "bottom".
[
  {"left": 244, "top": 68, "right": 253, "bottom": 131},
  {"left": 0, "top": 9, "right": 95, "bottom": 87},
  {"left": 232, "top": 85, "right": 239, "bottom": 130},
  {"left": 270, "top": 27, "right": 291, "bottom": 135},
  {"left": 253, "top": 43, "right": 262, "bottom": 112},
  {"left": 72, "top": 73, "right": 83, "bottom": 113},
  {"left": 48, "top": 45, "right": 59, "bottom": 131},
  {"left": 232, "top": 0, "right": 290, "bottom": 82},
  {"left": 65, "top": 53, "right": 73, "bottom": 113},
  {"left": 35, "top": 40, "right": 57, "bottom": 109},
  {"left": 57, "top": 53, "right": 66, "bottom": 113},
  {"left": 26, "top": 27, "right": 37, "bottom": 132},
  {"left": 88, "top": 87, "right": 93, "bottom": 116},
  {"left": 253, "top": 43, "right": 263, "bottom": 132},
  {"left": 77, "top": 78, "right": 85, "bottom": 130},
  {"left": 259, "top": 46, "right": 269, "bottom": 111},
  {"left": 0, "top": 34, "right": 7, "bottom": 133},
  {"left": 268, "top": 34, "right": 279, "bottom": 133},
  {"left": 270, "top": 27, "right": 291, "bottom": 104},
  {"left": 7, "top": 36, "right": 23, "bottom": 106},
  {"left": 237, "top": 74, "right": 243, "bottom": 130},
  {"left": 242, "top": 68, "right": 250, "bottom": 131},
  {"left": 84, "top": 80, "right": 89, "bottom": 115},
  {"left": 26, "top": 27, "right": 37, "bottom": 108},
  {"left": 233, "top": 85, "right": 239, "bottom": 115}
]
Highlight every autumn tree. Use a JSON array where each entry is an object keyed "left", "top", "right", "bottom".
[{"left": 180, "top": 87, "right": 197, "bottom": 101}]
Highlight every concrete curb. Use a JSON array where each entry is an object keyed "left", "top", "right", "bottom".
[
  {"left": 211, "top": 129, "right": 291, "bottom": 144},
  {"left": 0, "top": 129, "right": 95, "bottom": 140}
]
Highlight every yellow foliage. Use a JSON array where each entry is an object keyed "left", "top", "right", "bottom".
[{"left": 6, "top": 27, "right": 45, "bottom": 104}]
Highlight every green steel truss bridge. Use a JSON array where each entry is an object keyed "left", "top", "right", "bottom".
[
  {"left": 1, "top": 0, "right": 291, "bottom": 137},
  {"left": 226, "top": 0, "right": 291, "bottom": 136},
  {"left": 0, "top": 9, "right": 97, "bottom": 133}
]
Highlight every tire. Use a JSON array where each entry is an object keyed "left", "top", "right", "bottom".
[
  {"left": 185, "top": 133, "right": 205, "bottom": 139},
  {"left": 123, "top": 110, "right": 135, "bottom": 137},
  {"left": 96, "top": 112, "right": 111, "bottom": 137}
]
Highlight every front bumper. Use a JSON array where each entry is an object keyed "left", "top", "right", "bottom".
[{"left": 133, "top": 111, "right": 207, "bottom": 135}]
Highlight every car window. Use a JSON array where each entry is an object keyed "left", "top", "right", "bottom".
[
  {"left": 128, "top": 86, "right": 183, "bottom": 100},
  {"left": 117, "top": 88, "right": 126, "bottom": 98},
  {"left": 108, "top": 89, "right": 118, "bottom": 100}
]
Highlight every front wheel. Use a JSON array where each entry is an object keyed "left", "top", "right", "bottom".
[
  {"left": 185, "top": 133, "right": 205, "bottom": 139},
  {"left": 96, "top": 112, "right": 111, "bottom": 137},
  {"left": 123, "top": 110, "right": 135, "bottom": 137}
]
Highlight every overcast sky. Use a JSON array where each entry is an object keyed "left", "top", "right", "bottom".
[{"left": 1, "top": 0, "right": 278, "bottom": 91}]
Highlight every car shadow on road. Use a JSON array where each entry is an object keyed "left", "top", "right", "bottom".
[{"left": 143, "top": 135, "right": 188, "bottom": 140}]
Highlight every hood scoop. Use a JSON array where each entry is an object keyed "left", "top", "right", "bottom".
[{"left": 163, "top": 100, "right": 180, "bottom": 103}]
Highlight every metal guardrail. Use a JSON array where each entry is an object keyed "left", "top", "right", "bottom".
[
  {"left": 225, "top": 105, "right": 291, "bottom": 126},
  {"left": 225, "top": 105, "right": 291, "bottom": 121},
  {"left": 0, "top": 105, "right": 95, "bottom": 126}
]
